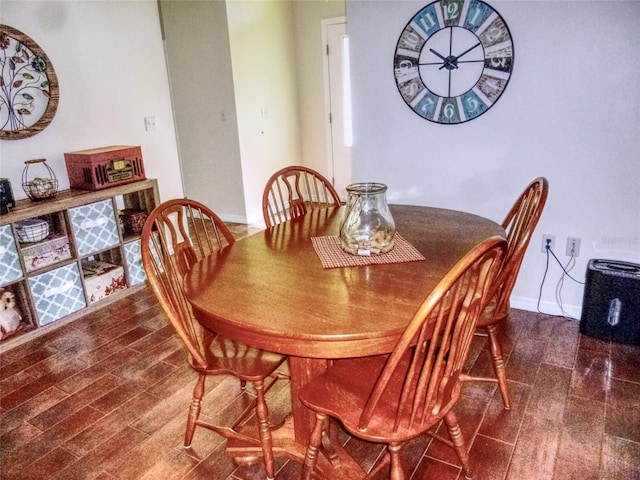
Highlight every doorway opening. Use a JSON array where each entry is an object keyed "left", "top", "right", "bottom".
[{"left": 322, "top": 17, "right": 352, "bottom": 199}]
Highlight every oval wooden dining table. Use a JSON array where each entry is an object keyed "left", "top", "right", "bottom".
[{"left": 184, "top": 204, "right": 505, "bottom": 478}]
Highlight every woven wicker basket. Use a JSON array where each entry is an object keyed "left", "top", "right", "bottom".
[{"left": 121, "top": 209, "right": 148, "bottom": 236}]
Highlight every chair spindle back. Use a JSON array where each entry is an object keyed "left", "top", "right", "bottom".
[
  {"left": 490, "top": 177, "right": 548, "bottom": 318},
  {"left": 358, "top": 236, "right": 507, "bottom": 434},
  {"left": 262, "top": 166, "right": 341, "bottom": 228},
  {"left": 141, "top": 198, "right": 235, "bottom": 369}
]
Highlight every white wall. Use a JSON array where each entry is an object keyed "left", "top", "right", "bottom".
[
  {"left": 159, "top": 0, "right": 246, "bottom": 220},
  {"left": 348, "top": 0, "right": 640, "bottom": 318},
  {"left": 292, "top": 0, "right": 347, "bottom": 177},
  {"left": 0, "top": 1, "right": 182, "bottom": 203},
  {"left": 226, "top": 0, "right": 302, "bottom": 225}
]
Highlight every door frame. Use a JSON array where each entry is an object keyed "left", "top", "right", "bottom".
[{"left": 321, "top": 16, "right": 350, "bottom": 198}]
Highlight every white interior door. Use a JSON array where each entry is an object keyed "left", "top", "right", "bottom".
[{"left": 323, "top": 18, "right": 352, "bottom": 199}]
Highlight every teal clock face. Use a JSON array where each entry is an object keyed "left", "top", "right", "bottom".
[{"left": 394, "top": 0, "right": 514, "bottom": 124}]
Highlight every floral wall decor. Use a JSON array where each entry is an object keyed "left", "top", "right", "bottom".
[{"left": 0, "top": 25, "right": 59, "bottom": 140}]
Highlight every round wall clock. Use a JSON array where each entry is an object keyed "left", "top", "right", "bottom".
[
  {"left": 0, "top": 24, "right": 59, "bottom": 140},
  {"left": 394, "top": 0, "right": 513, "bottom": 124}
]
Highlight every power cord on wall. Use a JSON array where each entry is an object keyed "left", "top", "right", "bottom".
[{"left": 537, "top": 240, "right": 585, "bottom": 320}]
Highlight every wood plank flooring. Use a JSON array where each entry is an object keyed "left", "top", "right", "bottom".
[{"left": 1, "top": 224, "right": 639, "bottom": 479}]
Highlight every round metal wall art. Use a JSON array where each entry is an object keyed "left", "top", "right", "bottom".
[
  {"left": 394, "top": 0, "right": 514, "bottom": 124},
  {"left": 0, "top": 24, "right": 59, "bottom": 140}
]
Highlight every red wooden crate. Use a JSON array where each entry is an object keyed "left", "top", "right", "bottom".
[{"left": 64, "top": 145, "right": 145, "bottom": 191}]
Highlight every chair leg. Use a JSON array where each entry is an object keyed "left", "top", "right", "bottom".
[
  {"left": 388, "top": 443, "right": 405, "bottom": 480},
  {"left": 366, "top": 451, "right": 390, "bottom": 479},
  {"left": 486, "top": 324, "right": 511, "bottom": 410},
  {"left": 302, "top": 412, "right": 327, "bottom": 480},
  {"left": 184, "top": 373, "right": 206, "bottom": 448},
  {"left": 444, "top": 411, "right": 473, "bottom": 480},
  {"left": 253, "top": 380, "right": 275, "bottom": 479}
]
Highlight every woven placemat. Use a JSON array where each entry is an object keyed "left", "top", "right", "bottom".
[{"left": 311, "top": 234, "right": 425, "bottom": 269}]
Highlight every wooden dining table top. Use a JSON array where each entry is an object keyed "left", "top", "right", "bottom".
[{"left": 184, "top": 204, "right": 506, "bottom": 360}]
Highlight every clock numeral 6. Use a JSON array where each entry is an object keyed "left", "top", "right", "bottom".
[{"left": 443, "top": 102, "right": 456, "bottom": 119}]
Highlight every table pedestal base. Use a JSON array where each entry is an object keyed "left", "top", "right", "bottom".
[{"left": 226, "top": 416, "right": 367, "bottom": 479}]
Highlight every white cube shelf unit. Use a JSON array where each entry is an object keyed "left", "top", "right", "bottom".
[{"left": 0, "top": 179, "right": 159, "bottom": 351}]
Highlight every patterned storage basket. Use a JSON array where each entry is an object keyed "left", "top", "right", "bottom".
[
  {"left": 124, "top": 240, "right": 146, "bottom": 286},
  {"left": 28, "top": 263, "right": 86, "bottom": 326},
  {"left": 0, "top": 225, "right": 23, "bottom": 285},
  {"left": 69, "top": 200, "right": 119, "bottom": 256}
]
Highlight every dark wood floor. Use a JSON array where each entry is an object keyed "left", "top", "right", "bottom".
[{"left": 1, "top": 226, "right": 639, "bottom": 479}]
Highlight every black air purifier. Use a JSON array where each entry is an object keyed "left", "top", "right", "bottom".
[
  {"left": 0, "top": 178, "right": 15, "bottom": 215},
  {"left": 580, "top": 259, "right": 640, "bottom": 345}
]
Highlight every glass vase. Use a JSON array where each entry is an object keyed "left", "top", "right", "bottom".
[{"left": 339, "top": 182, "right": 396, "bottom": 256}]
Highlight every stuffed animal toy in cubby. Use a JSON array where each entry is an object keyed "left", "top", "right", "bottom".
[{"left": 0, "top": 289, "right": 23, "bottom": 340}]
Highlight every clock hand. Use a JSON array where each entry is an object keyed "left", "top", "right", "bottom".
[
  {"left": 438, "top": 41, "right": 482, "bottom": 71},
  {"left": 429, "top": 48, "right": 448, "bottom": 62},
  {"left": 455, "top": 41, "right": 482, "bottom": 61}
]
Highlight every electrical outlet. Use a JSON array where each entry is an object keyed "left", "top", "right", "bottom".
[
  {"left": 566, "top": 237, "right": 581, "bottom": 257},
  {"left": 144, "top": 116, "right": 157, "bottom": 131},
  {"left": 541, "top": 234, "right": 555, "bottom": 253}
]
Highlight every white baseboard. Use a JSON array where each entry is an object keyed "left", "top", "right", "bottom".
[
  {"left": 218, "top": 213, "right": 248, "bottom": 224},
  {"left": 510, "top": 295, "right": 582, "bottom": 321}
]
